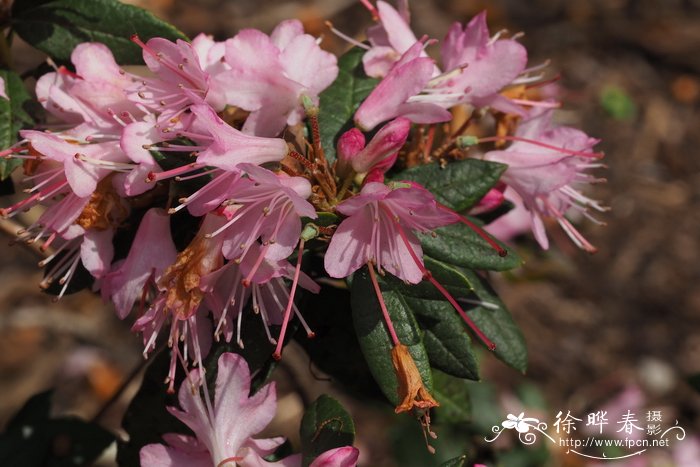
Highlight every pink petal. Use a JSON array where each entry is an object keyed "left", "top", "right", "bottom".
[
  {"left": 0, "top": 77, "right": 7, "bottom": 100},
  {"left": 354, "top": 56, "right": 437, "bottom": 131},
  {"left": 140, "top": 443, "right": 211, "bottom": 467},
  {"left": 310, "top": 446, "right": 360, "bottom": 467},
  {"left": 279, "top": 34, "right": 338, "bottom": 96},
  {"left": 324, "top": 206, "right": 374, "bottom": 278},
  {"left": 102, "top": 208, "right": 177, "bottom": 318},
  {"left": 376, "top": 1, "right": 418, "bottom": 54},
  {"left": 72, "top": 43, "right": 122, "bottom": 81},
  {"left": 362, "top": 45, "right": 400, "bottom": 78},
  {"left": 81, "top": 228, "right": 114, "bottom": 278},
  {"left": 270, "top": 19, "right": 305, "bottom": 50},
  {"left": 214, "top": 354, "right": 278, "bottom": 451}
]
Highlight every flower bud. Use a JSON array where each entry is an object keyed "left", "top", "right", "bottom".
[
  {"left": 335, "top": 128, "right": 366, "bottom": 179},
  {"left": 351, "top": 117, "right": 410, "bottom": 174}
]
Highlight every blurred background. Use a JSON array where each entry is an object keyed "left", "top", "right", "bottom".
[{"left": 1, "top": 0, "right": 699, "bottom": 465}]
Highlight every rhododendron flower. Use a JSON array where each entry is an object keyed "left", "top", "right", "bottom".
[
  {"left": 440, "top": 11, "right": 528, "bottom": 113},
  {"left": 362, "top": 0, "right": 424, "bottom": 78},
  {"left": 208, "top": 163, "right": 316, "bottom": 264},
  {"left": 355, "top": 41, "right": 452, "bottom": 132},
  {"left": 325, "top": 181, "right": 457, "bottom": 283},
  {"left": 130, "top": 36, "right": 225, "bottom": 121},
  {"left": 201, "top": 241, "right": 319, "bottom": 348},
  {"left": 140, "top": 352, "right": 359, "bottom": 467},
  {"left": 484, "top": 109, "right": 606, "bottom": 252},
  {"left": 220, "top": 20, "right": 338, "bottom": 136},
  {"left": 355, "top": 5, "right": 529, "bottom": 130},
  {"left": 36, "top": 42, "right": 140, "bottom": 133},
  {"left": 134, "top": 213, "right": 225, "bottom": 389}
]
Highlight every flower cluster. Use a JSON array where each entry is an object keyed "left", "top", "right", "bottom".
[{"left": 0, "top": 0, "right": 606, "bottom": 462}]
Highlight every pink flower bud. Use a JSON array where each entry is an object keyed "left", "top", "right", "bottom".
[
  {"left": 335, "top": 128, "right": 366, "bottom": 179},
  {"left": 352, "top": 117, "right": 410, "bottom": 174}
]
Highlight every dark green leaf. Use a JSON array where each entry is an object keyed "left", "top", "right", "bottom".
[
  {"left": 300, "top": 395, "right": 355, "bottom": 467},
  {"left": 431, "top": 371, "right": 471, "bottom": 424},
  {"left": 351, "top": 267, "right": 432, "bottom": 405},
  {"left": 382, "top": 256, "right": 474, "bottom": 301},
  {"left": 0, "top": 70, "right": 37, "bottom": 179},
  {"left": 440, "top": 455, "right": 468, "bottom": 467},
  {"left": 391, "top": 159, "right": 506, "bottom": 211},
  {"left": 296, "top": 283, "right": 384, "bottom": 400},
  {"left": 317, "top": 47, "right": 378, "bottom": 163},
  {"left": 458, "top": 268, "right": 527, "bottom": 373},
  {"left": 407, "top": 296, "right": 479, "bottom": 380},
  {"left": 12, "top": 0, "right": 188, "bottom": 64},
  {"left": 420, "top": 222, "right": 522, "bottom": 271},
  {"left": 0, "top": 391, "right": 115, "bottom": 467}
]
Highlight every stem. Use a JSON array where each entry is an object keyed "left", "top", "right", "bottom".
[{"left": 367, "top": 262, "right": 400, "bottom": 346}]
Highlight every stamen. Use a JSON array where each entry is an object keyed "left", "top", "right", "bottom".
[
  {"left": 273, "top": 239, "right": 305, "bottom": 360},
  {"left": 477, "top": 135, "right": 604, "bottom": 159},
  {"left": 324, "top": 21, "right": 370, "bottom": 50}
]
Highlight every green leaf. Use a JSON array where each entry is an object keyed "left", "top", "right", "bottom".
[
  {"left": 391, "top": 159, "right": 507, "bottom": 211},
  {"left": 420, "top": 222, "right": 522, "bottom": 271},
  {"left": 407, "top": 296, "right": 479, "bottom": 381},
  {"left": 351, "top": 267, "right": 432, "bottom": 406},
  {"left": 382, "top": 257, "right": 480, "bottom": 379},
  {"left": 12, "top": 0, "right": 188, "bottom": 64},
  {"left": 317, "top": 47, "right": 378, "bottom": 163},
  {"left": 296, "top": 283, "right": 385, "bottom": 401},
  {"left": 0, "top": 391, "right": 115, "bottom": 467},
  {"left": 0, "top": 70, "right": 37, "bottom": 179},
  {"left": 458, "top": 268, "right": 528, "bottom": 373},
  {"left": 440, "top": 455, "right": 468, "bottom": 467},
  {"left": 300, "top": 395, "right": 355, "bottom": 467},
  {"left": 432, "top": 371, "right": 471, "bottom": 424},
  {"left": 390, "top": 255, "right": 526, "bottom": 374},
  {"left": 382, "top": 256, "right": 474, "bottom": 301}
]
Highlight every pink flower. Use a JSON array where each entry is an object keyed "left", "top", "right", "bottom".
[
  {"left": 336, "top": 117, "right": 410, "bottom": 178},
  {"left": 201, "top": 241, "right": 319, "bottom": 348},
  {"left": 130, "top": 36, "right": 225, "bottom": 122},
  {"left": 220, "top": 20, "right": 338, "bottom": 136},
  {"left": 140, "top": 352, "right": 359, "bottom": 467},
  {"left": 133, "top": 213, "right": 225, "bottom": 390},
  {"left": 354, "top": 41, "right": 452, "bottom": 132},
  {"left": 140, "top": 352, "right": 282, "bottom": 467},
  {"left": 439, "top": 12, "right": 528, "bottom": 112},
  {"left": 484, "top": 109, "right": 606, "bottom": 252},
  {"left": 36, "top": 43, "right": 140, "bottom": 132},
  {"left": 362, "top": 1, "right": 424, "bottom": 78},
  {"left": 324, "top": 182, "right": 457, "bottom": 283},
  {"left": 131, "top": 104, "right": 289, "bottom": 192},
  {"left": 355, "top": 8, "right": 530, "bottom": 130},
  {"left": 208, "top": 163, "right": 316, "bottom": 263},
  {"left": 1, "top": 130, "right": 133, "bottom": 294}
]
